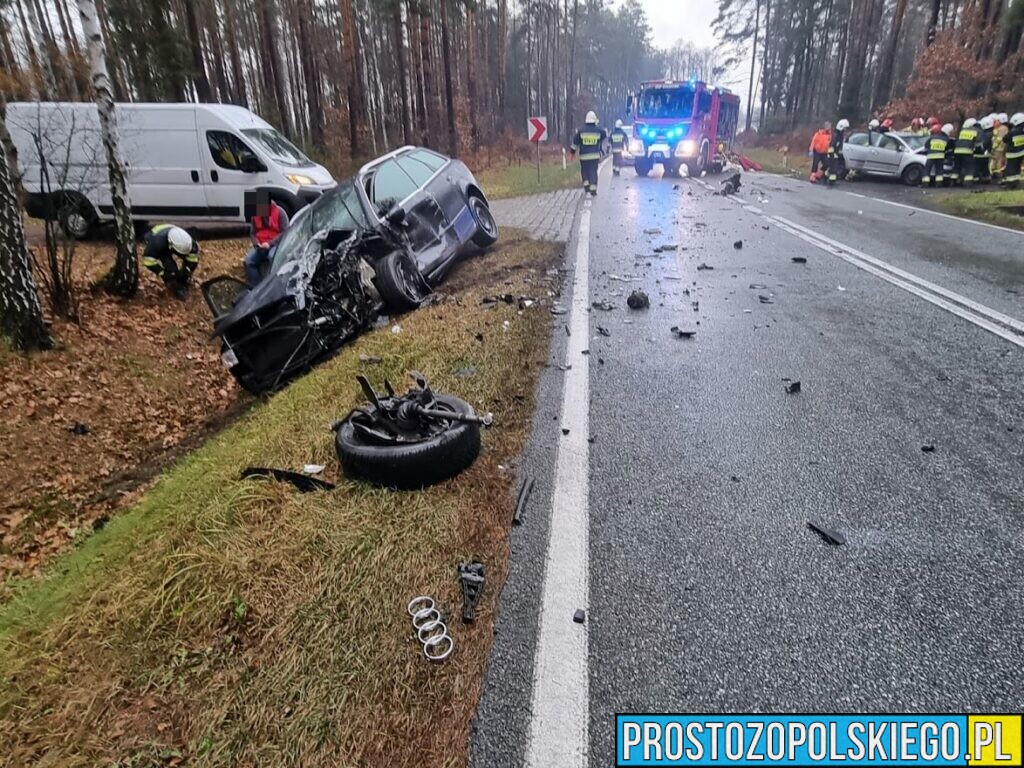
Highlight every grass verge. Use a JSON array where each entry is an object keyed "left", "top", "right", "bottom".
[
  {"left": 474, "top": 159, "right": 580, "bottom": 199},
  {"left": 737, "top": 147, "right": 810, "bottom": 178},
  {"left": 0, "top": 230, "right": 562, "bottom": 767},
  {"left": 931, "top": 188, "right": 1024, "bottom": 231}
]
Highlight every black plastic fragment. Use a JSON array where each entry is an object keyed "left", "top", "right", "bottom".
[
  {"left": 512, "top": 476, "right": 535, "bottom": 526},
  {"left": 670, "top": 326, "right": 696, "bottom": 339},
  {"left": 457, "top": 561, "right": 485, "bottom": 623},
  {"left": 792, "top": 256, "right": 808, "bottom": 264},
  {"left": 784, "top": 380, "right": 801, "bottom": 394},
  {"left": 921, "top": 444, "right": 936, "bottom": 453},
  {"left": 807, "top": 521, "right": 846, "bottom": 546},
  {"left": 597, "top": 326, "right": 611, "bottom": 337},
  {"left": 573, "top": 609, "right": 586, "bottom": 624},
  {"left": 68, "top": 422, "right": 90, "bottom": 436},
  {"left": 627, "top": 290, "right": 650, "bottom": 309},
  {"left": 733, "top": 240, "right": 743, "bottom": 249},
  {"left": 240, "top": 467, "right": 336, "bottom": 493}
]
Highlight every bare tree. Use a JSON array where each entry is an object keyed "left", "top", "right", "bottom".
[
  {"left": 77, "top": 0, "right": 137, "bottom": 297},
  {"left": 0, "top": 103, "right": 52, "bottom": 351}
]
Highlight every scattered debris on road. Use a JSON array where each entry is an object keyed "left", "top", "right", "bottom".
[
  {"left": 592, "top": 300, "right": 616, "bottom": 311},
  {"left": 513, "top": 475, "right": 535, "bottom": 526},
  {"left": 718, "top": 173, "right": 742, "bottom": 195},
  {"left": 759, "top": 294, "right": 774, "bottom": 304},
  {"left": 597, "top": 326, "right": 611, "bottom": 337},
  {"left": 627, "top": 290, "right": 650, "bottom": 309},
  {"left": 643, "top": 228, "right": 662, "bottom": 235},
  {"left": 807, "top": 521, "right": 846, "bottom": 546},
  {"left": 791, "top": 256, "right": 807, "bottom": 264},
  {"left": 733, "top": 240, "right": 743, "bottom": 249},
  {"left": 67, "top": 423, "right": 90, "bottom": 436},
  {"left": 697, "top": 263, "right": 714, "bottom": 271},
  {"left": 551, "top": 305, "right": 568, "bottom": 316},
  {"left": 670, "top": 327, "right": 697, "bottom": 339},
  {"left": 573, "top": 609, "right": 586, "bottom": 624},
  {"left": 784, "top": 379, "right": 801, "bottom": 394},
  {"left": 654, "top": 244, "right": 679, "bottom": 253},
  {"left": 457, "top": 561, "right": 485, "bottom": 623},
  {"left": 240, "top": 467, "right": 336, "bottom": 493},
  {"left": 921, "top": 444, "right": 936, "bottom": 453}
]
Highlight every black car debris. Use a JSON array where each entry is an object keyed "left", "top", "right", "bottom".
[{"left": 202, "top": 146, "right": 498, "bottom": 394}]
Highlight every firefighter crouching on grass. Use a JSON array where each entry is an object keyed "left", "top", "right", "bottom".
[
  {"left": 570, "top": 111, "right": 607, "bottom": 197},
  {"left": 826, "top": 119, "right": 849, "bottom": 186},
  {"left": 1002, "top": 112, "right": 1024, "bottom": 187},
  {"left": 609, "top": 119, "right": 628, "bottom": 176},
  {"left": 142, "top": 224, "right": 199, "bottom": 300},
  {"left": 925, "top": 123, "right": 953, "bottom": 187},
  {"left": 953, "top": 118, "right": 979, "bottom": 186}
]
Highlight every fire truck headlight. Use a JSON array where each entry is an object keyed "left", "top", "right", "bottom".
[
  {"left": 676, "top": 139, "right": 698, "bottom": 157},
  {"left": 628, "top": 139, "right": 644, "bottom": 155}
]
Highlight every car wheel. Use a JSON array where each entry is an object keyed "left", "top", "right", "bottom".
[
  {"left": 335, "top": 393, "right": 482, "bottom": 489},
  {"left": 469, "top": 195, "right": 498, "bottom": 248},
  {"left": 374, "top": 250, "right": 431, "bottom": 313},
  {"left": 901, "top": 164, "right": 924, "bottom": 186},
  {"left": 58, "top": 196, "right": 96, "bottom": 240}
]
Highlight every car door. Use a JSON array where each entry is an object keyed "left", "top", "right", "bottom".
[
  {"left": 843, "top": 132, "right": 871, "bottom": 170},
  {"left": 400, "top": 150, "right": 469, "bottom": 254},
  {"left": 870, "top": 133, "right": 903, "bottom": 176},
  {"left": 200, "top": 129, "right": 267, "bottom": 218},
  {"left": 365, "top": 157, "right": 448, "bottom": 273}
]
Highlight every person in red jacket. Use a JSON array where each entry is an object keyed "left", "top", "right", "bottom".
[
  {"left": 244, "top": 191, "right": 290, "bottom": 286},
  {"left": 809, "top": 122, "right": 832, "bottom": 181}
]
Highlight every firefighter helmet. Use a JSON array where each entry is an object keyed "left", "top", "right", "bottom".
[
  {"left": 911, "top": 118, "right": 922, "bottom": 128},
  {"left": 927, "top": 116, "right": 940, "bottom": 126},
  {"left": 167, "top": 227, "right": 193, "bottom": 256},
  {"left": 868, "top": 119, "right": 880, "bottom": 129},
  {"left": 836, "top": 119, "right": 850, "bottom": 131},
  {"left": 615, "top": 119, "right": 623, "bottom": 128},
  {"left": 585, "top": 111, "right": 599, "bottom": 125},
  {"left": 941, "top": 123, "right": 955, "bottom": 135},
  {"left": 930, "top": 124, "right": 942, "bottom": 135},
  {"left": 881, "top": 118, "right": 893, "bottom": 129},
  {"left": 999, "top": 112, "right": 1009, "bottom": 123},
  {"left": 1010, "top": 112, "right": 1024, "bottom": 126},
  {"left": 963, "top": 117, "right": 977, "bottom": 129},
  {"left": 981, "top": 116, "right": 994, "bottom": 130}
]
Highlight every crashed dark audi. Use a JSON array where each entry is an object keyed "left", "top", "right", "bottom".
[{"left": 202, "top": 146, "right": 498, "bottom": 394}]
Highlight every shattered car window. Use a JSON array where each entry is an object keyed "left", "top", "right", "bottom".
[{"left": 271, "top": 182, "right": 369, "bottom": 273}]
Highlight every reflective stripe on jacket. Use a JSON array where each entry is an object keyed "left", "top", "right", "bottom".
[
  {"left": 1007, "top": 128, "right": 1024, "bottom": 159},
  {"left": 610, "top": 129, "right": 627, "bottom": 153},
  {"left": 954, "top": 128, "right": 979, "bottom": 154},
  {"left": 926, "top": 136, "right": 950, "bottom": 159},
  {"left": 572, "top": 127, "right": 606, "bottom": 161}
]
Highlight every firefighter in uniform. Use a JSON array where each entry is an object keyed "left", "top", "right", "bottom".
[
  {"left": 925, "top": 123, "right": 952, "bottom": 188},
  {"left": 1002, "top": 112, "right": 1024, "bottom": 187},
  {"left": 993, "top": 113, "right": 1009, "bottom": 179},
  {"left": 609, "top": 119, "right": 628, "bottom": 176},
  {"left": 142, "top": 224, "right": 200, "bottom": 299},
  {"left": 826, "top": 118, "right": 849, "bottom": 186},
  {"left": 975, "top": 115, "right": 994, "bottom": 184},
  {"left": 953, "top": 118, "right": 980, "bottom": 186},
  {"left": 570, "top": 111, "right": 607, "bottom": 196}
]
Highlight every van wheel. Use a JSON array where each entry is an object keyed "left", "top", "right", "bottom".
[
  {"left": 901, "top": 164, "right": 924, "bottom": 186},
  {"left": 469, "top": 195, "right": 498, "bottom": 247},
  {"left": 374, "top": 250, "right": 431, "bottom": 312},
  {"left": 58, "top": 197, "right": 96, "bottom": 240}
]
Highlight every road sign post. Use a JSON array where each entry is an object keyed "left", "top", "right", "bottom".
[{"left": 528, "top": 116, "right": 548, "bottom": 184}]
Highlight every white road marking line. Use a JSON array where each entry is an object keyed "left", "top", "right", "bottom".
[
  {"left": 687, "top": 176, "right": 1024, "bottom": 349},
  {"left": 524, "top": 188, "right": 592, "bottom": 768}
]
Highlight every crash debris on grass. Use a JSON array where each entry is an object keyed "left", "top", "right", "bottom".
[
  {"left": 457, "top": 561, "right": 486, "bottom": 623},
  {"left": 408, "top": 596, "right": 455, "bottom": 662},
  {"left": 240, "top": 467, "right": 336, "bottom": 493},
  {"left": 512, "top": 475, "right": 535, "bottom": 526}
]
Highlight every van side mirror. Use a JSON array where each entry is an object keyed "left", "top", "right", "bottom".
[
  {"left": 385, "top": 204, "right": 406, "bottom": 226},
  {"left": 240, "top": 155, "right": 263, "bottom": 173}
]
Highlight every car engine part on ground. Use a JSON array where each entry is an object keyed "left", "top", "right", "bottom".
[
  {"left": 334, "top": 372, "right": 491, "bottom": 489},
  {"left": 457, "top": 561, "right": 485, "bottom": 623},
  {"left": 407, "top": 596, "right": 455, "bottom": 662},
  {"left": 240, "top": 466, "right": 336, "bottom": 492}
]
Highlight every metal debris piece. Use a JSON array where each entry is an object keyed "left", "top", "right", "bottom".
[
  {"left": 513, "top": 476, "right": 535, "bottom": 526},
  {"left": 733, "top": 240, "right": 743, "bottom": 249},
  {"left": 359, "top": 354, "right": 383, "bottom": 365},
  {"left": 591, "top": 300, "right": 616, "bottom": 311},
  {"left": 697, "top": 263, "right": 714, "bottom": 271},
  {"left": 573, "top": 609, "right": 586, "bottom": 624},
  {"left": 749, "top": 283, "right": 768, "bottom": 290},
  {"left": 759, "top": 295, "right": 774, "bottom": 304},
  {"left": 241, "top": 467, "right": 336, "bottom": 492},
  {"left": 551, "top": 305, "right": 568, "bottom": 316},
  {"left": 791, "top": 256, "right": 807, "bottom": 264},
  {"left": 643, "top": 228, "right": 662, "bottom": 235},
  {"left": 457, "top": 561, "right": 485, "bottom": 623},
  {"left": 670, "top": 326, "right": 696, "bottom": 339},
  {"left": 654, "top": 244, "right": 679, "bottom": 253},
  {"left": 597, "top": 326, "right": 611, "bottom": 337},
  {"left": 921, "top": 444, "right": 936, "bottom": 453},
  {"left": 807, "top": 521, "right": 846, "bottom": 546},
  {"left": 68, "top": 422, "right": 90, "bottom": 436},
  {"left": 784, "top": 380, "right": 801, "bottom": 394},
  {"left": 562, "top": 428, "right": 570, "bottom": 435}
]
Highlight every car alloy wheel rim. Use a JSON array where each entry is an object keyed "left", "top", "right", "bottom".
[
  {"left": 473, "top": 199, "right": 496, "bottom": 236},
  {"left": 67, "top": 212, "right": 88, "bottom": 236}
]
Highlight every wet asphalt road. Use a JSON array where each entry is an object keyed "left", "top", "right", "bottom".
[{"left": 471, "top": 165, "right": 1024, "bottom": 766}]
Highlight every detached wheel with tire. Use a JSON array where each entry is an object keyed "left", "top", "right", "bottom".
[
  {"left": 469, "top": 194, "right": 498, "bottom": 248},
  {"left": 335, "top": 394, "right": 482, "bottom": 489},
  {"left": 901, "top": 164, "right": 924, "bottom": 186},
  {"left": 58, "top": 196, "right": 97, "bottom": 240},
  {"left": 374, "top": 250, "right": 431, "bottom": 312}
]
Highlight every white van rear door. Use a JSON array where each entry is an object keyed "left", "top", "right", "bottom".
[{"left": 117, "top": 106, "right": 207, "bottom": 220}]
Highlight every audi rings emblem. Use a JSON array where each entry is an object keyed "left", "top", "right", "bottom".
[{"left": 407, "top": 595, "right": 454, "bottom": 661}]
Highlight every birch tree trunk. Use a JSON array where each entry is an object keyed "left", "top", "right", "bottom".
[
  {"left": 0, "top": 104, "right": 52, "bottom": 351},
  {"left": 77, "top": 0, "right": 138, "bottom": 297},
  {"left": 396, "top": 0, "right": 414, "bottom": 145}
]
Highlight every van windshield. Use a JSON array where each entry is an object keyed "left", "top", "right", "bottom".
[{"left": 241, "top": 128, "right": 314, "bottom": 168}]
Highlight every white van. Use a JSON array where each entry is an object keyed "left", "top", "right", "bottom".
[{"left": 6, "top": 102, "right": 335, "bottom": 238}]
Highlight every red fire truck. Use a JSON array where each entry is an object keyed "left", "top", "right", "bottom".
[{"left": 626, "top": 79, "right": 740, "bottom": 178}]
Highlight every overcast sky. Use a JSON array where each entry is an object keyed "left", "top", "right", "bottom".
[{"left": 610, "top": 0, "right": 720, "bottom": 50}]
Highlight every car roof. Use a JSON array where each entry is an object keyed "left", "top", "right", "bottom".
[{"left": 358, "top": 145, "right": 449, "bottom": 176}]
